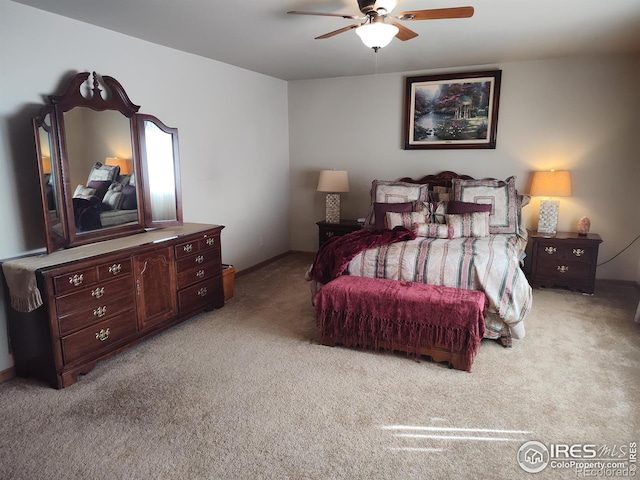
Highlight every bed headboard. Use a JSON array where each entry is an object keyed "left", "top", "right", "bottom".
[{"left": 397, "top": 171, "right": 474, "bottom": 190}]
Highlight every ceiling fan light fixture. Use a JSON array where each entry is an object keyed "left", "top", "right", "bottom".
[{"left": 356, "top": 22, "right": 399, "bottom": 50}]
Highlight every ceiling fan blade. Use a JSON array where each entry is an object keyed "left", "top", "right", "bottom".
[
  {"left": 315, "top": 24, "right": 361, "bottom": 40},
  {"left": 390, "top": 21, "right": 418, "bottom": 41},
  {"left": 397, "top": 6, "right": 474, "bottom": 21},
  {"left": 287, "top": 11, "right": 361, "bottom": 20}
]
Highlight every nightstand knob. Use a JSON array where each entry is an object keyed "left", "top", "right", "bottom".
[
  {"left": 544, "top": 246, "right": 557, "bottom": 254},
  {"left": 557, "top": 265, "right": 569, "bottom": 274},
  {"left": 327, "top": 232, "right": 334, "bottom": 238},
  {"left": 572, "top": 248, "right": 585, "bottom": 257}
]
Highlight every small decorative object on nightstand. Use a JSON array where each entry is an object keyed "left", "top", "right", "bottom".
[
  {"left": 317, "top": 220, "right": 362, "bottom": 248},
  {"left": 524, "top": 231, "right": 603, "bottom": 294},
  {"left": 577, "top": 216, "right": 591, "bottom": 236}
]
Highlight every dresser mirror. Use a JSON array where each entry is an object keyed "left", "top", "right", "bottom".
[{"left": 33, "top": 71, "right": 183, "bottom": 252}]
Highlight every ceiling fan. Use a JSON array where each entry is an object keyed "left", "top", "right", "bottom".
[{"left": 288, "top": 1, "right": 474, "bottom": 52}]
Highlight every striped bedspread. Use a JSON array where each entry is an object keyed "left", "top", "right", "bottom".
[{"left": 346, "top": 234, "right": 532, "bottom": 339}]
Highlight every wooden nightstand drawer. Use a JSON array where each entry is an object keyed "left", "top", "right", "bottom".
[
  {"left": 317, "top": 220, "right": 363, "bottom": 248},
  {"left": 525, "top": 231, "right": 602, "bottom": 294}
]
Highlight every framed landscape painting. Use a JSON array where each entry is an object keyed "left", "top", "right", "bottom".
[{"left": 404, "top": 70, "right": 502, "bottom": 150}]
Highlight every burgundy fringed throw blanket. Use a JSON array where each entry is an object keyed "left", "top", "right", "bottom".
[
  {"left": 314, "top": 276, "right": 487, "bottom": 371},
  {"left": 308, "top": 227, "right": 416, "bottom": 285}
]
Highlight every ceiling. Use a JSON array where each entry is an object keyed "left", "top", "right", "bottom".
[{"left": 12, "top": 0, "right": 640, "bottom": 81}]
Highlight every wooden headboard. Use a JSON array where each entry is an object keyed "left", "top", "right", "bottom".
[{"left": 398, "top": 171, "right": 474, "bottom": 190}]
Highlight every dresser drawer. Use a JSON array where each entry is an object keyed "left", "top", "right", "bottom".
[
  {"left": 57, "top": 278, "right": 135, "bottom": 335},
  {"left": 176, "top": 262, "right": 220, "bottom": 290},
  {"left": 178, "top": 277, "right": 220, "bottom": 313},
  {"left": 53, "top": 267, "right": 98, "bottom": 295},
  {"left": 535, "top": 242, "right": 595, "bottom": 263},
  {"left": 61, "top": 310, "right": 137, "bottom": 365},
  {"left": 175, "top": 249, "right": 221, "bottom": 273},
  {"left": 534, "top": 258, "right": 592, "bottom": 281},
  {"left": 97, "top": 257, "right": 132, "bottom": 281},
  {"left": 174, "top": 231, "right": 221, "bottom": 259}
]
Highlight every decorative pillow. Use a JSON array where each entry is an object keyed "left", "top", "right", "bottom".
[
  {"left": 414, "top": 200, "right": 447, "bottom": 224},
  {"left": 373, "top": 202, "right": 413, "bottom": 230},
  {"left": 103, "top": 189, "right": 124, "bottom": 210},
  {"left": 120, "top": 184, "right": 137, "bottom": 210},
  {"left": 412, "top": 223, "right": 450, "bottom": 238},
  {"left": 452, "top": 176, "right": 518, "bottom": 235},
  {"left": 87, "top": 180, "right": 112, "bottom": 201},
  {"left": 447, "top": 200, "right": 493, "bottom": 215},
  {"left": 365, "top": 180, "right": 429, "bottom": 229},
  {"left": 385, "top": 212, "right": 428, "bottom": 230},
  {"left": 446, "top": 212, "right": 491, "bottom": 239},
  {"left": 73, "top": 184, "right": 96, "bottom": 200},
  {"left": 87, "top": 163, "right": 120, "bottom": 183}
]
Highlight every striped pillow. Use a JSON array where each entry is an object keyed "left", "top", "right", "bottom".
[
  {"left": 446, "top": 212, "right": 490, "bottom": 239},
  {"left": 385, "top": 212, "right": 428, "bottom": 230}
]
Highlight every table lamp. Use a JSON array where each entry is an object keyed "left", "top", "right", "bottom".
[
  {"left": 317, "top": 170, "right": 349, "bottom": 224},
  {"left": 529, "top": 170, "right": 572, "bottom": 237},
  {"left": 105, "top": 157, "right": 133, "bottom": 175}
]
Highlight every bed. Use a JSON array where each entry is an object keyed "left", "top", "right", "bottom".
[{"left": 307, "top": 171, "right": 533, "bottom": 345}]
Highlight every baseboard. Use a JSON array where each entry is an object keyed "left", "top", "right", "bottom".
[
  {"left": 596, "top": 278, "right": 640, "bottom": 292},
  {"left": 0, "top": 366, "right": 15, "bottom": 384},
  {"left": 236, "top": 251, "right": 293, "bottom": 278}
]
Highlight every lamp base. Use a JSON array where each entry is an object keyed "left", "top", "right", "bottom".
[
  {"left": 325, "top": 193, "right": 341, "bottom": 224},
  {"left": 538, "top": 199, "right": 559, "bottom": 236}
]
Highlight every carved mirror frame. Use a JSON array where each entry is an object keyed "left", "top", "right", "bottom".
[{"left": 33, "top": 72, "right": 183, "bottom": 252}]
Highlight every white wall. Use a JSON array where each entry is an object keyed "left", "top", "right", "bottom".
[
  {"left": 0, "top": 1, "right": 290, "bottom": 372},
  {"left": 289, "top": 53, "right": 640, "bottom": 283}
]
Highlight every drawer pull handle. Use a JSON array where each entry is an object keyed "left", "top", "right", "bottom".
[
  {"left": 183, "top": 244, "right": 193, "bottom": 253},
  {"left": 95, "top": 328, "right": 110, "bottom": 342},
  {"left": 196, "top": 269, "right": 205, "bottom": 278},
  {"left": 557, "top": 265, "right": 569, "bottom": 274},
  {"left": 573, "top": 248, "right": 585, "bottom": 257},
  {"left": 197, "top": 287, "right": 207, "bottom": 297},
  {"left": 327, "top": 232, "right": 334, "bottom": 238},
  {"left": 91, "top": 287, "right": 105, "bottom": 299},
  {"left": 206, "top": 238, "right": 215, "bottom": 246},
  {"left": 195, "top": 255, "right": 204, "bottom": 264},
  {"left": 109, "top": 264, "right": 122, "bottom": 275},
  {"left": 93, "top": 306, "right": 107, "bottom": 318},
  {"left": 544, "top": 247, "right": 556, "bottom": 254},
  {"left": 69, "top": 274, "right": 84, "bottom": 286}
]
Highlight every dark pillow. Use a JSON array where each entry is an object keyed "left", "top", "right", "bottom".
[
  {"left": 447, "top": 200, "right": 492, "bottom": 214},
  {"left": 373, "top": 202, "right": 413, "bottom": 230},
  {"left": 120, "top": 184, "right": 137, "bottom": 210},
  {"left": 87, "top": 180, "right": 112, "bottom": 201}
]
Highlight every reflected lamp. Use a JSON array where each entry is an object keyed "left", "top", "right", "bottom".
[{"left": 105, "top": 157, "right": 133, "bottom": 175}]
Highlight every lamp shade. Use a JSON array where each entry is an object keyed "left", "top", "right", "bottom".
[
  {"left": 530, "top": 170, "right": 572, "bottom": 197},
  {"left": 105, "top": 157, "right": 133, "bottom": 175},
  {"left": 356, "top": 22, "right": 399, "bottom": 50},
  {"left": 317, "top": 170, "right": 349, "bottom": 193}
]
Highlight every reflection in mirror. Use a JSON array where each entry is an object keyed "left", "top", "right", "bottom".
[
  {"left": 143, "top": 119, "right": 178, "bottom": 223},
  {"left": 34, "top": 108, "right": 67, "bottom": 252},
  {"left": 63, "top": 107, "right": 139, "bottom": 234},
  {"left": 38, "top": 120, "right": 58, "bottom": 220}
]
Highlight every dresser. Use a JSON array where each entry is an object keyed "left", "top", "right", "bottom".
[
  {"left": 524, "top": 231, "right": 602, "bottom": 294},
  {"left": 1, "top": 223, "right": 224, "bottom": 388}
]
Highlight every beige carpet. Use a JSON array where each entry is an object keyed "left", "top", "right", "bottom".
[{"left": 0, "top": 252, "right": 638, "bottom": 480}]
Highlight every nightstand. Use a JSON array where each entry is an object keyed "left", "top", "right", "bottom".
[
  {"left": 525, "top": 231, "right": 603, "bottom": 294},
  {"left": 317, "top": 220, "right": 363, "bottom": 248}
]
